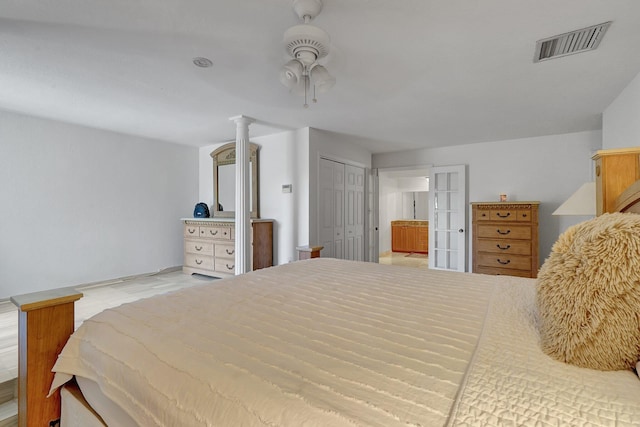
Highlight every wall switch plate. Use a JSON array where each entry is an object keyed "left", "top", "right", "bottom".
[{"left": 282, "top": 184, "right": 292, "bottom": 193}]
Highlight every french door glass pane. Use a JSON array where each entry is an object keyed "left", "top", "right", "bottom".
[
  {"left": 449, "top": 252, "right": 458, "bottom": 270},
  {"left": 436, "top": 249, "right": 446, "bottom": 268},
  {"left": 448, "top": 172, "right": 459, "bottom": 191}
]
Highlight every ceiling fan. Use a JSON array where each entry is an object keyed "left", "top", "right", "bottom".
[{"left": 279, "top": 0, "right": 335, "bottom": 107}]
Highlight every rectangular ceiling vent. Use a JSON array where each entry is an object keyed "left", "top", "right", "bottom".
[{"left": 534, "top": 21, "right": 611, "bottom": 63}]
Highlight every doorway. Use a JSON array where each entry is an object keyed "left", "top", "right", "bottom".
[{"left": 377, "top": 167, "right": 431, "bottom": 268}]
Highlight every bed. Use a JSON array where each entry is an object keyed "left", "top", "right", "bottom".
[{"left": 12, "top": 179, "right": 640, "bottom": 426}]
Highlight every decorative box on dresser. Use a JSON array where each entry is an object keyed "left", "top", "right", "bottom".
[
  {"left": 182, "top": 218, "right": 273, "bottom": 278},
  {"left": 471, "top": 202, "right": 540, "bottom": 278}
]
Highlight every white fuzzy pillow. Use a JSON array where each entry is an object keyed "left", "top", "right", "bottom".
[{"left": 537, "top": 213, "right": 640, "bottom": 371}]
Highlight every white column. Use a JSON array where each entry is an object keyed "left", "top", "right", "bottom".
[{"left": 230, "top": 115, "right": 255, "bottom": 274}]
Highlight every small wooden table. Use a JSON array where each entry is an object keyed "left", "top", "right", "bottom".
[{"left": 296, "top": 245, "right": 323, "bottom": 260}]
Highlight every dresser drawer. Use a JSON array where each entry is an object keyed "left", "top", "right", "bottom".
[
  {"left": 184, "top": 225, "right": 200, "bottom": 237},
  {"left": 185, "top": 240, "right": 214, "bottom": 255},
  {"left": 215, "top": 259, "right": 235, "bottom": 274},
  {"left": 489, "top": 209, "right": 518, "bottom": 222},
  {"left": 477, "top": 224, "right": 531, "bottom": 240},
  {"left": 517, "top": 210, "right": 533, "bottom": 222},
  {"left": 476, "top": 208, "right": 533, "bottom": 222},
  {"left": 184, "top": 253, "right": 214, "bottom": 270},
  {"left": 475, "top": 239, "right": 531, "bottom": 255},
  {"left": 200, "top": 226, "right": 232, "bottom": 240},
  {"left": 476, "top": 253, "right": 532, "bottom": 271},
  {"left": 475, "top": 266, "right": 533, "bottom": 278},
  {"left": 215, "top": 244, "right": 235, "bottom": 259}
]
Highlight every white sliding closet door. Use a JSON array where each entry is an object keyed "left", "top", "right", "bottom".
[
  {"left": 319, "top": 159, "right": 345, "bottom": 259},
  {"left": 345, "top": 164, "right": 365, "bottom": 261},
  {"left": 319, "top": 158, "right": 365, "bottom": 261}
]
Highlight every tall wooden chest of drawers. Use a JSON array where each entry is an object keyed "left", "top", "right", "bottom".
[
  {"left": 182, "top": 218, "right": 273, "bottom": 278},
  {"left": 471, "top": 202, "right": 540, "bottom": 278}
]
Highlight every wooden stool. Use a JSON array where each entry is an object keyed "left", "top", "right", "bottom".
[{"left": 296, "top": 245, "right": 323, "bottom": 260}]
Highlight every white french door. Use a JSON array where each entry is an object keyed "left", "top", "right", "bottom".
[
  {"left": 366, "top": 168, "right": 379, "bottom": 262},
  {"left": 428, "top": 165, "right": 467, "bottom": 272}
]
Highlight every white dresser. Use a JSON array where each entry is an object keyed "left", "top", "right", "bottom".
[{"left": 182, "top": 218, "right": 273, "bottom": 277}]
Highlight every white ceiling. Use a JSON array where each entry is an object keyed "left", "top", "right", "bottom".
[{"left": 2, "top": 1, "right": 640, "bottom": 153}]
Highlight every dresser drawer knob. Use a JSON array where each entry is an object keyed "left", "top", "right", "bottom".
[
  {"left": 188, "top": 228, "right": 196, "bottom": 234},
  {"left": 226, "top": 263, "right": 234, "bottom": 270},
  {"left": 211, "top": 230, "right": 218, "bottom": 236},
  {"left": 195, "top": 245, "right": 203, "bottom": 251},
  {"left": 522, "top": 214, "right": 527, "bottom": 217},
  {"left": 496, "top": 212, "right": 511, "bottom": 218},
  {"left": 497, "top": 244, "right": 511, "bottom": 250},
  {"left": 195, "top": 259, "right": 203, "bottom": 265},
  {"left": 497, "top": 259, "right": 511, "bottom": 265},
  {"left": 496, "top": 229, "right": 511, "bottom": 235},
  {"left": 226, "top": 249, "right": 235, "bottom": 255}
]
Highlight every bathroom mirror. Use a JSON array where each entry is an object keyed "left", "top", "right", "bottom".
[
  {"left": 211, "top": 142, "right": 259, "bottom": 218},
  {"left": 402, "top": 191, "right": 429, "bottom": 220}
]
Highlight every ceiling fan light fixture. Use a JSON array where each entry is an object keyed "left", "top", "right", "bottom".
[
  {"left": 310, "top": 64, "right": 335, "bottom": 93},
  {"left": 280, "top": 59, "right": 303, "bottom": 89},
  {"left": 280, "top": 0, "right": 334, "bottom": 107}
]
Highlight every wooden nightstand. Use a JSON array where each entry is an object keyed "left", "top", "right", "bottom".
[{"left": 296, "top": 245, "right": 323, "bottom": 260}]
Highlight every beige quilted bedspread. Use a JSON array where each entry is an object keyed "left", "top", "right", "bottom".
[
  {"left": 52, "top": 258, "right": 640, "bottom": 426},
  {"left": 52, "top": 259, "right": 497, "bottom": 426}
]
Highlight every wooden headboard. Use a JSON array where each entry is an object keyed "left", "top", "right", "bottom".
[{"left": 614, "top": 179, "right": 640, "bottom": 214}]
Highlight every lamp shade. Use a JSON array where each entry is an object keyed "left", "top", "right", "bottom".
[
  {"left": 552, "top": 182, "right": 596, "bottom": 216},
  {"left": 279, "top": 60, "right": 303, "bottom": 89},
  {"left": 311, "top": 65, "right": 335, "bottom": 93}
]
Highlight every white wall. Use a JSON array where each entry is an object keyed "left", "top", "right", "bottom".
[
  {"left": 373, "top": 130, "right": 602, "bottom": 269},
  {"left": 199, "top": 128, "right": 310, "bottom": 265},
  {"left": 0, "top": 111, "right": 198, "bottom": 298},
  {"left": 603, "top": 71, "right": 640, "bottom": 149}
]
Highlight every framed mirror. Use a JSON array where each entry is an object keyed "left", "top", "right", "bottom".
[{"left": 211, "top": 142, "right": 260, "bottom": 218}]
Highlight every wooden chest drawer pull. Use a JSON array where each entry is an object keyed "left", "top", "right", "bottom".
[
  {"left": 195, "top": 245, "right": 203, "bottom": 251},
  {"left": 210, "top": 230, "right": 218, "bottom": 236},
  {"left": 497, "top": 259, "right": 511, "bottom": 265},
  {"left": 223, "top": 231, "right": 228, "bottom": 236},
  {"left": 496, "top": 229, "right": 511, "bottom": 235},
  {"left": 522, "top": 214, "right": 527, "bottom": 218},
  {"left": 497, "top": 244, "right": 511, "bottom": 250},
  {"left": 481, "top": 213, "right": 487, "bottom": 217},
  {"left": 226, "top": 248, "right": 235, "bottom": 255},
  {"left": 496, "top": 212, "right": 511, "bottom": 218},
  {"left": 226, "top": 263, "right": 234, "bottom": 270},
  {"left": 195, "top": 259, "right": 203, "bottom": 265},
  {"left": 187, "top": 228, "right": 197, "bottom": 234}
]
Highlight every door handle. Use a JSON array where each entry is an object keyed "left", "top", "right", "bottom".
[{"left": 458, "top": 229, "right": 464, "bottom": 233}]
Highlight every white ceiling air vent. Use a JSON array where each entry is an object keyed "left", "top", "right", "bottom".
[{"left": 534, "top": 21, "right": 611, "bottom": 63}]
